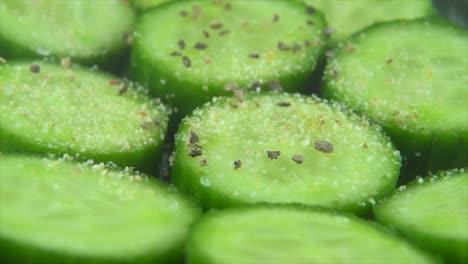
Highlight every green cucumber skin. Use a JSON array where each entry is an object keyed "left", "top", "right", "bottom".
[
  {"left": 186, "top": 205, "right": 440, "bottom": 264},
  {"left": 130, "top": 0, "right": 328, "bottom": 124},
  {"left": 374, "top": 170, "right": 468, "bottom": 264},
  {"left": 322, "top": 18, "right": 468, "bottom": 181}
]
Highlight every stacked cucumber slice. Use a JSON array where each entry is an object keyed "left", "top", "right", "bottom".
[
  {"left": 187, "top": 205, "right": 436, "bottom": 264},
  {"left": 374, "top": 168, "right": 468, "bottom": 263},
  {"left": 131, "top": 0, "right": 327, "bottom": 118},
  {"left": 0, "top": 154, "right": 200, "bottom": 263},
  {"left": 173, "top": 93, "right": 401, "bottom": 214},
  {"left": 0, "top": 61, "right": 168, "bottom": 172},
  {"left": 323, "top": 18, "right": 468, "bottom": 178}
]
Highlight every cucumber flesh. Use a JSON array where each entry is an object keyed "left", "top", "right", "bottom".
[
  {"left": 0, "top": 0, "right": 135, "bottom": 67},
  {"left": 131, "top": 0, "right": 172, "bottom": 11},
  {"left": 0, "top": 154, "right": 200, "bottom": 263},
  {"left": 131, "top": 0, "right": 328, "bottom": 119},
  {"left": 374, "top": 168, "right": 468, "bottom": 263},
  {"left": 304, "top": 0, "right": 435, "bottom": 41},
  {"left": 0, "top": 61, "right": 168, "bottom": 172},
  {"left": 187, "top": 205, "right": 436, "bottom": 264},
  {"left": 172, "top": 93, "right": 401, "bottom": 214},
  {"left": 323, "top": 18, "right": 468, "bottom": 178}
]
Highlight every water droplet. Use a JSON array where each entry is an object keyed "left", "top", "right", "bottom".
[{"left": 200, "top": 177, "right": 211, "bottom": 187}]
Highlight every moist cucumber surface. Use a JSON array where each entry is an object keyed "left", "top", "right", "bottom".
[
  {"left": 131, "top": 0, "right": 172, "bottom": 11},
  {"left": 172, "top": 93, "right": 401, "bottom": 213},
  {"left": 0, "top": 154, "right": 200, "bottom": 263},
  {"left": 131, "top": 0, "right": 327, "bottom": 117},
  {"left": 304, "top": 0, "right": 435, "bottom": 41},
  {"left": 0, "top": 0, "right": 134, "bottom": 66},
  {"left": 187, "top": 205, "right": 436, "bottom": 264},
  {"left": 0, "top": 61, "right": 168, "bottom": 171},
  {"left": 374, "top": 168, "right": 468, "bottom": 263},
  {"left": 323, "top": 18, "right": 468, "bottom": 174}
]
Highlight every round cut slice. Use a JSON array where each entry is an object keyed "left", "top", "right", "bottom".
[
  {"left": 0, "top": 0, "right": 135, "bottom": 67},
  {"left": 172, "top": 93, "right": 401, "bottom": 214},
  {"left": 0, "top": 154, "right": 200, "bottom": 263},
  {"left": 323, "top": 18, "right": 468, "bottom": 177},
  {"left": 374, "top": 168, "right": 468, "bottom": 263},
  {"left": 187, "top": 205, "right": 436, "bottom": 264},
  {"left": 131, "top": 0, "right": 328, "bottom": 119},
  {"left": 0, "top": 61, "right": 168, "bottom": 172}
]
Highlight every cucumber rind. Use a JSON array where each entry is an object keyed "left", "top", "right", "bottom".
[
  {"left": 374, "top": 168, "right": 468, "bottom": 264},
  {"left": 187, "top": 204, "right": 437, "bottom": 264},
  {"left": 172, "top": 92, "right": 401, "bottom": 214}
]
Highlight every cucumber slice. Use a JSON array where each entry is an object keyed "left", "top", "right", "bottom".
[
  {"left": 131, "top": 0, "right": 328, "bottom": 120},
  {"left": 0, "top": 154, "right": 200, "bottom": 263},
  {"left": 374, "top": 168, "right": 468, "bottom": 264},
  {"left": 0, "top": 61, "right": 168, "bottom": 173},
  {"left": 322, "top": 18, "right": 468, "bottom": 179},
  {"left": 304, "top": 0, "right": 435, "bottom": 41},
  {"left": 0, "top": 0, "right": 135, "bottom": 68},
  {"left": 187, "top": 205, "right": 436, "bottom": 264},
  {"left": 172, "top": 93, "right": 401, "bottom": 214}
]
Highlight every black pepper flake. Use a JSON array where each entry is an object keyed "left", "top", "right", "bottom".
[
  {"left": 180, "top": 10, "right": 188, "bottom": 17},
  {"left": 189, "top": 131, "right": 199, "bottom": 144},
  {"left": 224, "top": 82, "right": 240, "bottom": 91},
  {"left": 328, "top": 69, "right": 339, "bottom": 78},
  {"left": 182, "top": 56, "right": 191, "bottom": 68},
  {"left": 232, "top": 88, "right": 245, "bottom": 102},
  {"left": 140, "top": 121, "right": 153, "bottom": 129},
  {"left": 118, "top": 82, "right": 128, "bottom": 95},
  {"left": 234, "top": 160, "right": 241, "bottom": 169},
  {"left": 387, "top": 58, "right": 393, "bottom": 64},
  {"left": 248, "top": 53, "right": 260, "bottom": 59},
  {"left": 123, "top": 31, "right": 133, "bottom": 45},
  {"left": 210, "top": 21, "right": 223, "bottom": 29},
  {"left": 154, "top": 118, "right": 162, "bottom": 127},
  {"left": 276, "top": 101, "right": 291, "bottom": 107},
  {"left": 200, "top": 158, "right": 208, "bottom": 166},
  {"left": 251, "top": 81, "right": 261, "bottom": 92},
  {"left": 273, "top": 13, "right": 279, "bottom": 23},
  {"left": 189, "top": 147, "right": 202, "bottom": 157},
  {"left": 292, "top": 43, "right": 301, "bottom": 53},
  {"left": 278, "top": 41, "right": 291, "bottom": 51},
  {"left": 192, "top": 5, "right": 202, "bottom": 20},
  {"left": 362, "top": 143, "right": 368, "bottom": 149},
  {"left": 323, "top": 27, "right": 336, "bottom": 36},
  {"left": 268, "top": 79, "right": 283, "bottom": 92},
  {"left": 219, "top": 29, "right": 231, "bottom": 36},
  {"left": 178, "top": 40, "right": 186, "bottom": 50},
  {"left": 266, "top": 150, "right": 281, "bottom": 160},
  {"left": 171, "top": 51, "right": 182, "bottom": 56},
  {"left": 306, "top": 20, "right": 314, "bottom": 26},
  {"left": 306, "top": 6, "right": 315, "bottom": 14},
  {"left": 224, "top": 3, "right": 232, "bottom": 10},
  {"left": 304, "top": 40, "right": 311, "bottom": 47},
  {"left": 194, "top": 42, "right": 208, "bottom": 49},
  {"left": 292, "top": 154, "right": 304, "bottom": 164},
  {"left": 30, "top": 64, "right": 40, "bottom": 73},
  {"left": 315, "top": 140, "right": 333, "bottom": 153},
  {"left": 325, "top": 50, "right": 334, "bottom": 60},
  {"left": 203, "top": 30, "right": 210, "bottom": 38}
]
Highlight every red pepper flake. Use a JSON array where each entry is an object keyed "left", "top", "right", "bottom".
[
  {"left": 30, "top": 64, "right": 40, "bottom": 73},
  {"left": 248, "top": 53, "right": 260, "bottom": 59},
  {"left": 266, "top": 150, "right": 281, "bottom": 160},
  {"left": 315, "top": 140, "right": 333, "bottom": 153},
  {"left": 234, "top": 160, "right": 241, "bottom": 169},
  {"left": 194, "top": 42, "right": 208, "bottom": 49},
  {"left": 109, "top": 79, "right": 119, "bottom": 85},
  {"left": 273, "top": 14, "right": 279, "bottom": 23},
  {"left": 278, "top": 41, "right": 291, "bottom": 51},
  {"left": 291, "top": 154, "right": 304, "bottom": 164},
  {"left": 182, "top": 56, "right": 191, "bottom": 68},
  {"left": 219, "top": 29, "right": 230, "bottom": 36},
  {"left": 178, "top": 40, "right": 186, "bottom": 50}
]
